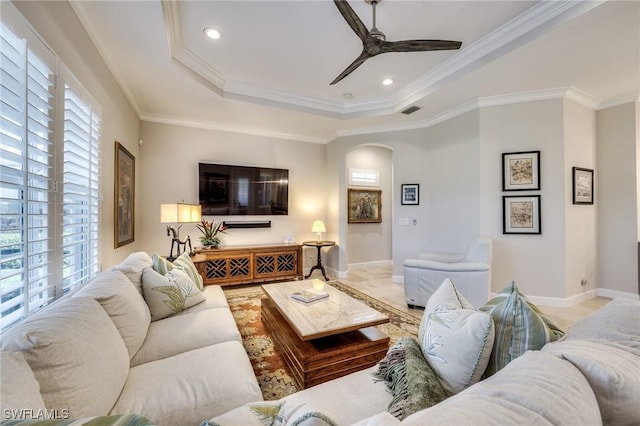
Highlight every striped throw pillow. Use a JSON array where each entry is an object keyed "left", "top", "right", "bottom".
[
  {"left": 152, "top": 253, "right": 173, "bottom": 275},
  {"left": 480, "top": 281, "right": 564, "bottom": 376},
  {"left": 172, "top": 252, "right": 204, "bottom": 290}
]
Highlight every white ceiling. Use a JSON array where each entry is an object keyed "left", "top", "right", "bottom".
[{"left": 70, "top": 0, "right": 639, "bottom": 143}]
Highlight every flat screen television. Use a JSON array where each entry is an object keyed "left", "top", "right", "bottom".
[{"left": 198, "top": 163, "right": 289, "bottom": 215}]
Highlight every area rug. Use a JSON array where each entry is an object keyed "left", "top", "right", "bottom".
[{"left": 225, "top": 281, "right": 421, "bottom": 400}]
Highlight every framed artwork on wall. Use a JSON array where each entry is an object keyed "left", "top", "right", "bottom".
[
  {"left": 502, "top": 150, "right": 540, "bottom": 191},
  {"left": 572, "top": 167, "right": 594, "bottom": 205},
  {"left": 348, "top": 188, "right": 382, "bottom": 223},
  {"left": 114, "top": 141, "right": 135, "bottom": 248},
  {"left": 503, "top": 195, "right": 541, "bottom": 234},
  {"left": 401, "top": 184, "right": 419, "bottom": 205}
]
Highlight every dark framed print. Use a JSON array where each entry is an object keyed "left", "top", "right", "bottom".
[
  {"left": 502, "top": 151, "right": 540, "bottom": 191},
  {"left": 503, "top": 195, "right": 541, "bottom": 234},
  {"left": 348, "top": 188, "right": 382, "bottom": 223},
  {"left": 572, "top": 167, "right": 594, "bottom": 205},
  {"left": 401, "top": 184, "right": 419, "bottom": 205},
  {"left": 114, "top": 141, "right": 135, "bottom": 247}
]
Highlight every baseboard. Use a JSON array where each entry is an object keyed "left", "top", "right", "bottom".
[
  {"left": 526, "top": 289, "right": 598, "bottom": 308},
  {"left": 392, "top": 275, "right": 404, "bottom": 284},
  {"left": 347, "top": 259, "right": 392, "bottom": 268}
]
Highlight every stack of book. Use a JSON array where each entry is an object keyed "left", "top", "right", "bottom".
[{"left": 290, "top": 289, "right": 329, "bottom": 303}]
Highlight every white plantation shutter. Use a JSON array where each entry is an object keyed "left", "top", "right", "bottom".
[
  {"left": 0, "top": 17, "right": 56, "bottom": 329},
  {"left": 62, "top": 76, "right": 101, "bottom": 294},
  {"left": 0, "top": 4, "right": 102, "bottom": 330}
]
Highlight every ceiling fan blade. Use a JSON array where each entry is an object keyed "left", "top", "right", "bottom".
[
  {"left": 330, "top": 51, "right": 371, "bottom": 85},
  {"left": 380, "top": 39, "right": 462, "bottom": 53},
  {"left": 333, "top": 0, "right": 370, "bottom": 44}
]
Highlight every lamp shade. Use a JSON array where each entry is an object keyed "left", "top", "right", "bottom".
[
  {"left": 160, "top": 203, "right": 201, "bottom": 223},
  {"left": 311, "top": 220, "right": 326, "bottom": 233}
]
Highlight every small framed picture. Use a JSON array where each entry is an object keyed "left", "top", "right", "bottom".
[
  {"left": 503, "top": 195, "right": 541, "bottom": 234},
  {"left": 572, "top": 167, "right": 594, "bottom": 205},
  {"left": 348, "top": 188, "right": 382, "bottom": 223},
  {"left": 114, "top": 141, "right": 135, "bottom": 247},
  {"left": 401, "top": 184, "right": 419, "bottom": 205},
  {"left": 502, "top": 151, "right": 540, "bottom": 191}
]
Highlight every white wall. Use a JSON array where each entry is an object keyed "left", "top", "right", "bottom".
[
  {"left": 597, "top": 102, "right": 639, "bottom": 296},
  {"left": 345, "top": 146, "right": 393, "bottom": 264},
  {"left": 138, "top": 121, "right": 326, "bottom": 269},
  {"left": 13, "top": 1, "right": 141, "bottom": 270}
]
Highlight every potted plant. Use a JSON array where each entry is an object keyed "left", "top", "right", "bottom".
[{"left": 195, "top": 220, "right": 226, "bottom": 248}]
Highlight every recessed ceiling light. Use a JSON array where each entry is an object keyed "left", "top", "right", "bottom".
[
  {"left": 382, "top": 78, "right": 394, "bottom": 86},
  {"left": 342, "top": 92, "right": 354, "bottom": 100},
  {"left": 203, "top": 27, "right": 221, "bottom": 40}
]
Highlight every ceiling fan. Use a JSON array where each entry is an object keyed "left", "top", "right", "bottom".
[{"left": 331, "top": 0, "right": 462, "bottom": 85}]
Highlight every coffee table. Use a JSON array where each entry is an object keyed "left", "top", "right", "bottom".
[{"left": 261, "top": 279, "right": 390, "bottom": 389}]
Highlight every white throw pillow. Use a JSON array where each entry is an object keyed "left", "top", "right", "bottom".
[
  {"left": 142, "top": 267, "right": 205, "bottom": 321},
  {"left": 418, "top": 279, "right": 494, "bottom": 394}
]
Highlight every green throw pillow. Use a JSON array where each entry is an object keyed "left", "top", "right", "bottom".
[
  {"left": 373, "top": 336, "right": 448, "bottom": 420},
  {"left": 480, "top": 281, "right": 565, "bottom": 376},
  {"left": 173, "top": 252, "right": 204, "bottom": 290},
  {"left": 151, "top": 253, "right": 173, "bottom": 275},
  {"left": 141, "top": 267, "right": 205, "bottom": 321}
]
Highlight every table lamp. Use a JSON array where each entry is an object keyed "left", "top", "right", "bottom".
[
  {"left": 311, "top": 220, "right": 326, "bottom": 242},
  {"left": 160, "top": 203, "right": 202, "bottom": 260}
]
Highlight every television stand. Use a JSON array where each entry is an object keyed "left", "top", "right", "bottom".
[{"left": 192, "top": 243, "right": 303, "bottom": 286}]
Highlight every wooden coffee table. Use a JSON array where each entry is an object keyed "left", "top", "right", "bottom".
[{"left": 261, "top": 279, "right": 390, "bottom": 389}]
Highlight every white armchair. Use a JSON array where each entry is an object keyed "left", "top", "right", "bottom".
[{"left": 403, "top": 238, "right": 492, "bottom": 308}]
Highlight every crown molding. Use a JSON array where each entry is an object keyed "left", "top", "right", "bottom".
[{"left": 162, "top": 0, "right": 605, "bottom": 119}]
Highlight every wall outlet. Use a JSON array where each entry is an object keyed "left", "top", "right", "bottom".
[{"left": 580, "top": 277, "right": 587, "bottom": 287}]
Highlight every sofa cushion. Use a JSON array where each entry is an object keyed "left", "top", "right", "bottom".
[
  {"left": 112, "top": 341, "right": 262, "bottom": 426},
  {"left": 202, "top": 401, "right": 340, "bottom": 426},
  {"left": 73, "top": 270, "right": 151, "bottom": 359},
  {"left": 543, "top": 339, "right": 640, "bottom": 425},
  {"left": 130, "top": 308, "right": 241, "bottom": 366},
  {"left": 0, "top": 414, "right": 154, "bottom": 425},
  {"left": 141, "top": 267, "right": 205, "bottom": 321},
  {"left": 172, "top": 252, "right": 204, "bottom": 290},
  {"left": 372, "top": 337, "right": 448, "bottom": 419},
  {"left": 152, "top": 253, "right": 173, "bottom": 275},
  {"left": 563, "top": 298, "right": 640, "bottom": 351},
  {"left": 0, "top": 297, "right": 129, "bottom": 418},
  {"left": 350, "top": 412, "right": 402, "bottom": 426},
  {"left": 418, "top": 279, "right": 494, "bottom": 394},
  {"left": 0, "top": 351, "right": 47, "bottom": 413},
  {"left": 479, "top": 281, "right": 564, "bottom": 376},
  {"left": 209, "top": 366, "right": 391, "bottom": 426},
  {"left": 402, "top": 351, "right": 601, "bottom": 426},
  {"left": 177, "top": 284, "right": 229, "bottom": 314},
  {"left": 114, "top": 252, "right": 153, "bottom": 294}
]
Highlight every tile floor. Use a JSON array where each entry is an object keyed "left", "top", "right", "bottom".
[{"left": 335, "top": 263, "right": 610, "bottom": 331}]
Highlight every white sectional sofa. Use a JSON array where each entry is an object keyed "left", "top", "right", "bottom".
[{"left": 0, "top": 252, "right": 262, "bottom": 425}]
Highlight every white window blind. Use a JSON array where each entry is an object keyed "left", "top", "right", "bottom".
[
  {"left": 0, "top": 5, "right": 102, "bottom": 330},
  {"left": 62, "top": 76, "right": 101, "bottom": 294},
  {"left": 0, "top": 19, "right": 56, "bottom": 329}
]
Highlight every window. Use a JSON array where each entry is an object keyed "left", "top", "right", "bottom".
[{"left": 0, "top": 5, "right": 101, "bottom": 330}]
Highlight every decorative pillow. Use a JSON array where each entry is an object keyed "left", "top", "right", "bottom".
[
  {"left": 542, "top": 339, "right": 640, "bottom": 425},
  {"left": 142, "top": 267, "right": 205, "bottom": 321},
  {"left": 152, "top": 253, "right": 173, "bottom": 275},
  {"left": 200, "top": 401, "right": 339, "bottom": 426},
  {"left": 172, "top": 252, "right": 204, "bottom": 290},
  {"left": 73, "top": 270, "right": 151, "bottom": 359},
  {"left": 372, "top": 336, "right": 448, "bottom": 419},
  {"left": 479, "top": 281, "right": 564, "bottom": 376}
]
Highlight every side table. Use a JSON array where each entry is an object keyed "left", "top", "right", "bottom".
[{"left": 303, "top": 240, "right": 335, "bottom": 281}]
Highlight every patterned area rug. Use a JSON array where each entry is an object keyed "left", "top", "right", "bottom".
[{"left": 225, "top": 281, "right": 421, "bottom": 400}]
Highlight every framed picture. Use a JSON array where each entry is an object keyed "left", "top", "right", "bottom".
[
  {"left": 348, "top": 188, "right": 382, "bottom": 223},
  {"left": 572, "top": 167, "right": 594, "bottom": 205},
  {"left": 401, "top": 184, "right": 419, "bottom": 205},
  {"left": 114, "top": 141, "right": 135, "bottom": 247},
  {"left": 502, "top": 151, "right": 540, "bottom": 191},
  {"left": 503, "top": 195, "right": 541, "bottom": 234}
]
